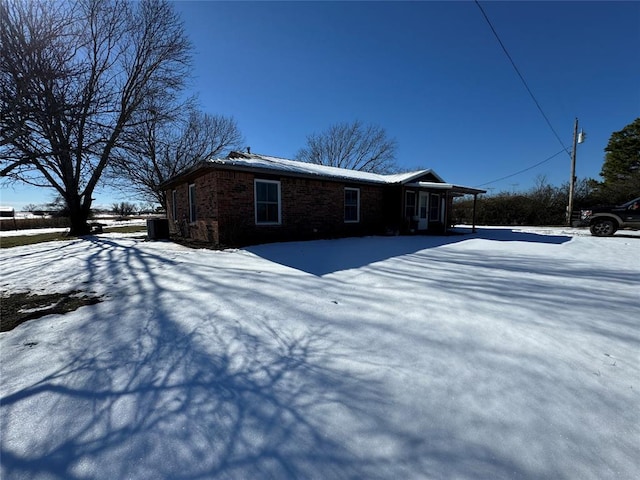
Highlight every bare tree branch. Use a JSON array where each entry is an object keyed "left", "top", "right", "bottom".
[
  {"left": 296, "top": 120, "right": 398, "bottom": 174},
  {"left": 108, "top": 101, "right": 244, "bottom": 206},
  {"left": 0, "top": 0, "right": 192, "bottom": 234}
]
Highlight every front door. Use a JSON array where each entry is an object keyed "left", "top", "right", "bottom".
[{"left": 418, "top": 192, "right": 429, "bottom": 230}]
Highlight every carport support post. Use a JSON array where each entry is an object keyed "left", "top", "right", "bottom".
[
  {"left": 443, "top": 191, "right": 449, "bottom": 235},
  {"left": 472, "top": 193, "right": 478, "bottom": 233}
]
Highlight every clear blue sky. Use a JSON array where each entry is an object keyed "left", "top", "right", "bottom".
[{"left": 2, "top": 0, "right": 639, "bottom": 210}]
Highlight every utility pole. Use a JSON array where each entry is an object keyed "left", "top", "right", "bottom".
[{"left": 567, "top": 118, "right": 579, "bottom": 226}]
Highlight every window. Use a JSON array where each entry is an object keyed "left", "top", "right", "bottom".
[
  {"left": 419, "top": 193, "right": 428, "bottom": 220},
  {"left": 171, "top": 190, "right": 177, "bottom": 221},
  {"left": 188, "top": 184, "right": 196, "bottom": 223},
  {"left": 255, "top": 179, "right": 281, "bottom": 224},
  {"left": 405, "top": 191, "right": 416, "bottom": 218},
  {"left": 344, "top": 188, "right": 360, "bottom": 223},
  {"left": 429, "top": 193, "right": 440, "bottom": 221}
]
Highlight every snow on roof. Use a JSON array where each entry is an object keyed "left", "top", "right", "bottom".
[
  {"left": 209, "top": 152, "right": 432, "bottom": 185},
  {"left": 160, "top": 151, "right": 484, "bottom": 194},
  {"left": 385, "top": 170, "right": 444, "bottom": 183},
  {"left": 404, "top": 181, "right": 487, "bottom": 195}
]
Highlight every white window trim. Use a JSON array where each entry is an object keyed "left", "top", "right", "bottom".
[
  {"left": 188, "top": 183, "right": 196, "bottom": 223},
  {"left": 254, "top": 179, "right": 282, "bottom": 225},
  {"left": 344, "top": 187, "right": 360, "bottom": 223},
  {"left": 171, "top": 189, "right": 177, "bottom": 221}
]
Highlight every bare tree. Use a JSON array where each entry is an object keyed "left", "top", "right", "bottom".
[
  {"left": 109, "top": 101, "right": 244, "bottom": 208},
  {"left": 111, "top": 201, "right": 136, "bottom": 217},
  {"left": 0, "top": 0, "right": 191, "bottom": 235},
  {"left": 296, "top": 120, "right": 398, "bottom": 174}
]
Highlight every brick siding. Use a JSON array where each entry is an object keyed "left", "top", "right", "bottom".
[{"left": 165, "top": 168, "right": 399, "bottom": 246}]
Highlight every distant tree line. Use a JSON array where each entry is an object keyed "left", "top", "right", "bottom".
[
  {"left": 23, "top": 198, "right": 157, "bottom": 218},
  {"left": 452, "top": 177, "right": 596, "bottom": 226}
]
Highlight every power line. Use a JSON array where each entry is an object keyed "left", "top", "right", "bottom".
[
  {"left": 474, "top": 0, "right": 570, "bottom": 156},
  {"left": 474, "top": 148, "right": 567, "bottom": 187}
]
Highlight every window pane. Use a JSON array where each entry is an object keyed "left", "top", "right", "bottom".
[
  {"left": 266, "top": 183, "right": 278, "bottom": 202},
  {"left": 266, "top": 203, "right": 278, "bottom": 222},
  {"left": 345, "top": 206, "right": 357, "bottom": 221},
  {"left": 256, "top": 203, "right": 267, "bottom": 222},
  {"left": 256, "top": 182, "right": 267, "bottom": 201},
  {"left": 406, "top": 192, "right": 415, "bottom": 205},
  {"left": 430, "top": 195, "right": 439, "bottom": 221},
  {"left": 345, "top": 189, "right": 358, "bottom": 205}
]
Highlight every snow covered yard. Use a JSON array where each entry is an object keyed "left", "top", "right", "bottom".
[{"left": 1, "top": 227, "right": 638, "bottom": 480}]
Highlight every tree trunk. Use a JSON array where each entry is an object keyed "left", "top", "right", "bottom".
[{"left": 67, "top": 195, "right": 91, "bottom": 236}]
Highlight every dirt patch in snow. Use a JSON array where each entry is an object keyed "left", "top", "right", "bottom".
[{"left": 0, "top": 291, "right": 102, "bottom": 332}]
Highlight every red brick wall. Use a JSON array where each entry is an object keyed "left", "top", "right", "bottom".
[
  {"left": 166, "top": 168, "right": 396, "bottom": 246},
  {"left": 166, "top": 171, "right": 220, "bottom": 243}
]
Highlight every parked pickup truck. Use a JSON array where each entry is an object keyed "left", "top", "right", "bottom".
[{"left": 580, "top": 197, "right": 640, "bottom": 236}]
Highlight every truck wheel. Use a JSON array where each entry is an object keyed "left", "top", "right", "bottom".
[{"left": 590, "top": 219, "right": 617, "bottom": 236}]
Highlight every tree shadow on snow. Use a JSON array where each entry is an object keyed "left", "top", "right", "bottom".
[
  {"left": 2, "top": 319, "right": 389, "bottom": 479},
  {"left": 1, "top": 316, "right": 540, "bottom": 480},
  {"left": 1, "top": 234, "right": 599, "bottom": 480},
  {"left": 246, "top": 228, "right": 571, "bottom": 276},
  {"left": 2, "top": 236, "right": 512, "bottom": 480}
]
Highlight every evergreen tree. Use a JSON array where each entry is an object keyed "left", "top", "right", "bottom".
[{"left": 599, "top": 118, "right": 640, "bottom": 202}]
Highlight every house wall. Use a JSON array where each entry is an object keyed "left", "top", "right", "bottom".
[
  {"left": 166, "top": 168, "right": 395, "bottom": 246},
  {"left": 166, "top": 171, "right": 220, "bottom": 243},
  {"left": 295, "top": 178, "right": 388, "bottom": 239}
]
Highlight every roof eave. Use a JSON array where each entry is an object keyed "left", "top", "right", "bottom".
[
  {"left": 157, "top": 160, "right": 212, "bottom": 191},
  {"left": 405, "top": 181, "right": 486, "bottom": 195},
  {"left": 450, "top": 185, "right": 487, "bottom": 195}
]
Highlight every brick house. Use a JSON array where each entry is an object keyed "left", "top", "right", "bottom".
[{"left": 160, "top": 151, "right": 485, "bottom": 246}]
